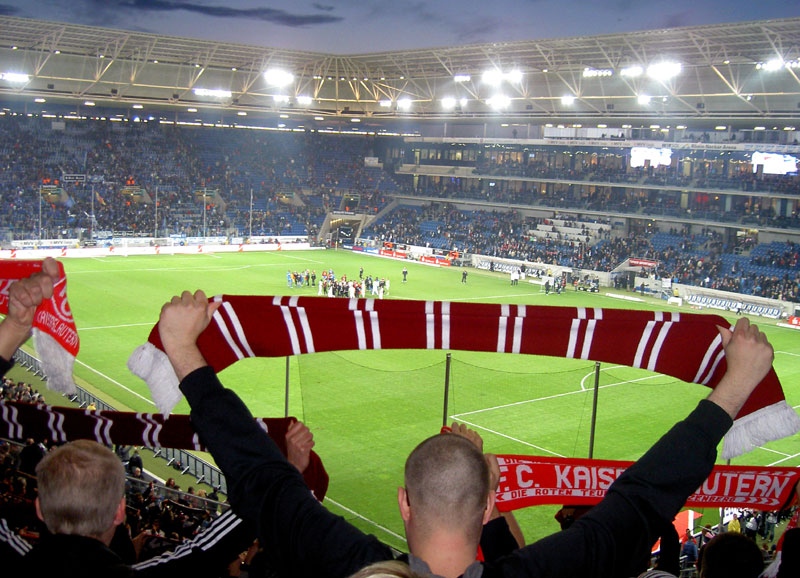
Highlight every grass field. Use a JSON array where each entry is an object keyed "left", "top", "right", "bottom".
[{"left": 30, "top": 249, "right": 800, "bottom": 549}]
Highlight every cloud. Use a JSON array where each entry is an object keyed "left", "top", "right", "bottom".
[
  {"left": 657, "top": 10, "right": 693, "bottom": 29},
  {"left": 111, "top": 0, "right": 344, "bottom": 27},
  {"left": 0, "top": 3, "right": 20, "bottom": 15},
  {"left": 312, "top": 2, "right": 335, "bottom": 11}
]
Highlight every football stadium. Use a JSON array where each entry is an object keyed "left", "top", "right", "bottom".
[{"left": 1, "top": 9, "right": 800, "bottom": 577}]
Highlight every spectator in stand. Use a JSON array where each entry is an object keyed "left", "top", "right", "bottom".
[
  {"left": 127, "top": 449, "right": 143, "bottom": 476},
  {"left": 17, "top": 437, "right": 46, "bottom": 476},
  {"left": 696, "top": 532, "right": 763, "bottom": 578}
]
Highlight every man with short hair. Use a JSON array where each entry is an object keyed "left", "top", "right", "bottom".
[
  {"left": 157, "top": 289, "right": 777, "bottom": 578},
  {"left": 29, "top": 439, "right": 130, "bottom": 574},
  {"left": 0, "top": 259, "right": 256, "bottom": 577}
]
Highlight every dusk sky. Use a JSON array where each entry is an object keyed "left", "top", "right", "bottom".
[{"left": 2, "top": 1, "right": 799, "bottom": 54}]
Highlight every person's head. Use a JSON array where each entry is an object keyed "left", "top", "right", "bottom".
[
  {"left": 399, "top": 433, "right": 491, "bottom": 551},
  {"left": 698, "top": 532, "right": 762, "bottom": 578},
  {"left": 35, "top": 440, "right": 126, "bottom": 544}
]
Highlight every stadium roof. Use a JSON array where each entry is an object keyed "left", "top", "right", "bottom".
[{"left": 1, "top": 15, "right": 799, "bottom": 128}]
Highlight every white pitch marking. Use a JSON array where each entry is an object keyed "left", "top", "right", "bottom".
[
  {"left": 452, "top": 374, "right": 664, "bottom": 418},
  {"left": 447, "top": 293, "right": 545, "bottom": 302},
  {"left": 79, "top": 322, "right": 155, "bottom": 331},
  {"left": 759, "top": 447, "right": 792, "bottom": 457},
  {"left": 68, "top": 263, "right": 316, "bottom": 274},
  {"left": 73, "top": 359, "right": 155, "bottom": 406},
  {"left": 579, "top": 365, "right": 625, "bottom": 391},
  {"left": 776, "top": 351, "right": 800, "bottom": 357},
  {"left": 324, "top": 497, "right": 406, "bottom": 543},
  {"left": 767, "top": 452, "right": 800, "bottom": 467},
  {"left": 452, "top": 418, "right": 565, "bottom": 457}
]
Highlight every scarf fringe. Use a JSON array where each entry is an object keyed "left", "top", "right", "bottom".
[
  {"left": 33, "top": 329, "right": 76, "bottom": 395},
  {"left": 721, "top": 400, "right": 800, "bottom": 460},
  {"left": 127, "top": 342, "right": 180, "bottom": 414}
]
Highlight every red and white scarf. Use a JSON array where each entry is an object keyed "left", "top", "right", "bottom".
[
  {"left": 493, "top": 454, "right": 799, "bottom": 511},
  {"left": 128, "top": 295, "right": 800, "bottom": 459},
  {"left": 0, "top": 399, "right": 328, "bottom": 500},
  {"left": 0, "top": 260, "right": 78, "bottom": 394}
]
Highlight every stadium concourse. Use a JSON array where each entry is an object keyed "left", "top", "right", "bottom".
[{"left": 0, "top": 13, "right": 799, "bottom": 578}]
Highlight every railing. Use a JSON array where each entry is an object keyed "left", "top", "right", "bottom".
[{"left": 11, "top": 349, "right": 228, "bottom": 495}]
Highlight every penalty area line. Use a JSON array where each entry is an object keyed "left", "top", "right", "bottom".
[
  {"left": 452, "top": 418, "right": 565, "bottom": 458},
  {"left": 324, "top": 497, "right": 406, "bottom": 543},
  {"left": 79, "top": 322, "right": 155, "bottom": 331},
  {"left": 73, "top": 358, "right": 155, "bottom": 407}
]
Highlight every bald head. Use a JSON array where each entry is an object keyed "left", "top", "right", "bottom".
[{"left": 404, "top": 433, "right": 490, "bottom": 543}]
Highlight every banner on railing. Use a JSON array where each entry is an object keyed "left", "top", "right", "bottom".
[{"left": 494, "top": 455, "right": 799, "bottom": 512}]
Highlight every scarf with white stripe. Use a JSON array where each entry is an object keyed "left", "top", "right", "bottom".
[
  {"left": 0, "top": 399, "right": 329, "bottom": 501},
  {"left": 127, "top": 296, "right": 800, "bottom": 459}
]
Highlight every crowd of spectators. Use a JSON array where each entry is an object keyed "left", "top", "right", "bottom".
[
  {"left": 363, "top": 204, "right": 800, "bottom": 301},
  {"left": 1, "top": 377, "right": 44, "bottom": 404},
  {"left": 0, "top": 116, "right": 402, "bottom": 240}
]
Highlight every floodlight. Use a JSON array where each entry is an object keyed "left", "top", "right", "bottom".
[
  {"left": 194, "top": 88, "right": 232, "bottom": 98},
  {"left": 187, "top": 108, "right": 198, "bottom": 112},
  {"left": 296, "top": 95, "right": 313, "bottom": 105},
  {"left": 273, "top": 94, "right": 289, "bottom": 103},
  {"left": 441, "top": 97, "right": 457, "bottom": 110},
  {"left": 482, "top": 69, "right": 503, "bottom": 86},
  {"left": 622, "top": 124, "right": 632, "bottom": 129},
  {"left": 280, "top": 114, "right": 289, "bottom": 118},
  {"left": 649, "top": 125, "right": 660, "bottom": 129},
  {"left": 715, "top": 125, "right": 727, "bottom": 130},
  {"left": 505, "top": 69, "right": 523, "bottom": 83},
  {"left": 620, "top": 65, "right": 643, "bottom": 77},
  {"left": 351, "top": 118, "right": 361, "bottom": 122},
  {"left": 647, "top": 61, "right": 682, "bottom": 80},
  {"left": 34, "top": 98, "right": 46, "bottom": 103},
  {"left": 314, "top": 116, "right": 324, "bottom": 121},
  {"left": 784, "top": 126, "right": 796, "bottom": 131},
  {"left": 753, "top": 126, "right": 765, "bottom": 131},
  {"left": 278, "top": 123, "right": 286, "bottom": 128},
  {"left": 264, "top": 68, "right": 294, "bottom": 86},
  {"left": 83, "top": 101, "right": 95, "bottom": 106},
  {"left": 237, "top": 111, "right": 247, "bottom": 116},
  {"left": 676, "top": 125, "right": 686, "bottom": 130},
  {"left": 583, "top": 68, "right": 613, "bottom": 78},
  {"left": 454, "top": 74, "right": 471, "bottom": 82},
  {"left": 379, "top": 99, "right": 392, "bottom": 107},
  {"left": 487, "top": 94, "right": 511, "bottom": 109},
  {"left": 397, "top": 98, "right": 412, "bottom": 111},
  {"left": 759, "top": 58, "right": 784, "bottom": 71},
  {"left": 597, "top": 124, "right": 607, "bottom": 128},
  {"left": 132, "top": 104, "right": 143, "bottom": 109},
  {"left": 0, "top": 72, "right": 30, "bottom": 83},
  {"left": 561, "top": 95, "right": 575, "bottom": 105},
  {"left": 637, "top": 94, "right": 651, "bottom": 105}
]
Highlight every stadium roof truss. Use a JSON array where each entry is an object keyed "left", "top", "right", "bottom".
[{"left": 0, "top": 15, "right": 799, "bottom": 126}]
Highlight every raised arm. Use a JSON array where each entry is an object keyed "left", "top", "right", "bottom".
[
  {"left": 0, "top": 258, "right": 59, "bottom": 362},
  {"left": 157, "top": 291, "right": 394, "bottom": 577}
]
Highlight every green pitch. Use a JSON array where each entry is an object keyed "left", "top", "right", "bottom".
[{"left": 52, "top": 250, "right": 800, "bottom": 549}]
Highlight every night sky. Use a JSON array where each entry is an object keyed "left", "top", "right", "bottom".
[{"left": 2, "top": 1, "right": 799, "bottom": 54}]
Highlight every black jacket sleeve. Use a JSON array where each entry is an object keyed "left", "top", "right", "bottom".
[
  {"left": 180, "top": 366, "right": 394, "bottom": 578},
  {"left": 482, "top": 399, "right": 731, "bottom": 578},
  {"left": 0, "top": 356, "right": 13, "bottom": 379}
]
